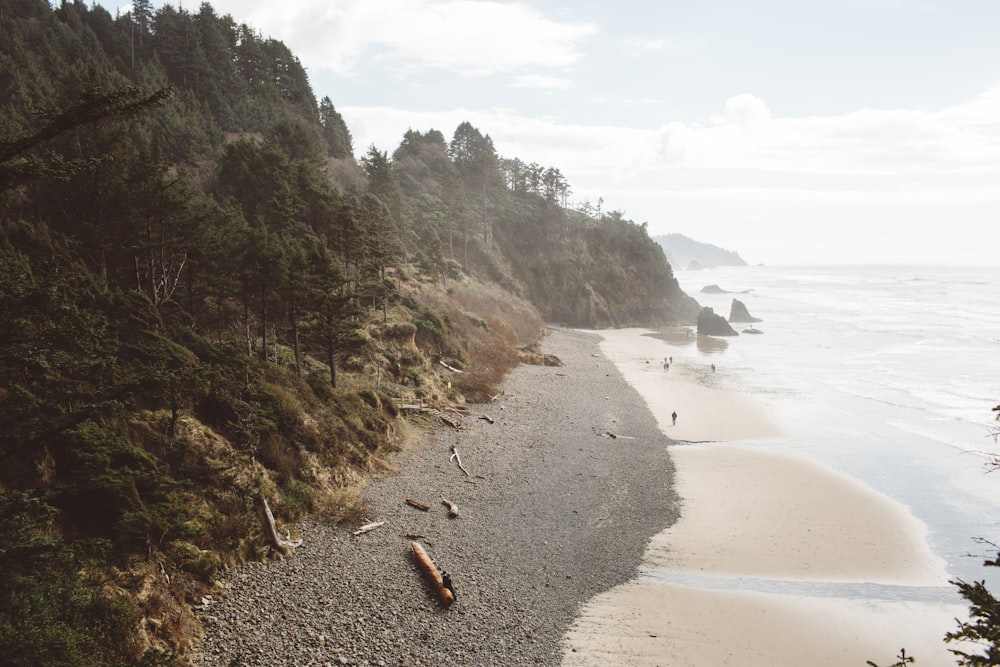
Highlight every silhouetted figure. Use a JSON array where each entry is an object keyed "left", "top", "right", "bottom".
[{"left": 671, "top": 411, "right": 678, "bottom": 426}]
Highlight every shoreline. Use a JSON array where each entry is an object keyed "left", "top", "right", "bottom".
[{"left": 562, "top": 328, "right": 963, "bottom": 667}]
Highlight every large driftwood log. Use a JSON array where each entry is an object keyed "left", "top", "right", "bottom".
[
  {"left": 254, "top": 496, "right": 302, "bottom": 553},
  {"left": 410, "top": 541, "right": 455, "bottom": 606}
]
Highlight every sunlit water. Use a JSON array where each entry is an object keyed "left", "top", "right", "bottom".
[{"left": 667, "top": 264, "right": 1000, "bottom": 593}]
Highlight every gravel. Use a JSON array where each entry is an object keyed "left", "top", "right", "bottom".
[{"left": 194, "top": 328, "right": 679, "bottom": 667}]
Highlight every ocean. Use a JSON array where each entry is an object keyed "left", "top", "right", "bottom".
[{"left": 672, "top": 263, "right": 1000, "bottom": 592}]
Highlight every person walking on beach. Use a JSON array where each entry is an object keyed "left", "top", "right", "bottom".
[{"left": 671, "top": 411, "right": 677, "bottom": 426}]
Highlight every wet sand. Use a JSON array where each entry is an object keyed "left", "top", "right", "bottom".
[{"left": 562, "top": 328, "right": 965, "bottom": 667}]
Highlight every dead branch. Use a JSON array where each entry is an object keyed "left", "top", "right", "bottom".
[
  {"left": 352, "top": 520, "right": 385, "bottom": 536},
  {"left": 410, "top": 541, "right": 455, "bottom": 606},
  {"left": 441, "top": 498, "right": 460, "bottom": 518},
  {"left": 405, "top": 498, "right": 430, "bottom": 511},
  {"left": 479, "top": 414, "right": 495, "bottom": 424},
  {"left": 450, "top": 446, "right": 470, "bottom": 476},
  {"left": 254, "top": 496, "right": 303, "bottom": 553}
]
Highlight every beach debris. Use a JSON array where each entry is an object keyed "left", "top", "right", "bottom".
[
  {"left": 479, "top": 414, "right": 495, "bottom": 424},
  {"left": 352, "top": 520, "right": 386, "bottom": 536},
  {"left": 398, "top": 399, "right": 465, "bottom": 428},
  {"left": 441, "top": 498, "right": 460, "bottom": 518},
  {"left": 410, "top": 541, "right": 456, "bottom": 606},
  {"left": 450, "top": 446, "right": 470, "bottom": 476},
  {"left": 405, "top": 498, "right": 430, "bottom": 511},
  {"left": 254, "top": 495, "right": 303, "bottom": 553},
  {"left": 598, "top": 429, "right": 635, "bottom": 440}
]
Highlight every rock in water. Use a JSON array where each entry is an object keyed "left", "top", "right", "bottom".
[
  {"left": 729, "top": 298, "right": 762, "bottom": 323},
  {"left": 697, "top": 307, "right": 738, "bottom": 336}
]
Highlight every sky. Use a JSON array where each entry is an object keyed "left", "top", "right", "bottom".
[{"left": 100, "top": 1, "right": 1000, "bottom": 266}]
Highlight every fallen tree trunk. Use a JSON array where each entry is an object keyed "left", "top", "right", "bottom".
[{"left": 410, "top": 541, "right": 455, "bottom": 606}]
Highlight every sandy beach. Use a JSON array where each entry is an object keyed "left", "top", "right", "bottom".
[{"left": 563, "top": 328, "right": 965, "bottom": 667}]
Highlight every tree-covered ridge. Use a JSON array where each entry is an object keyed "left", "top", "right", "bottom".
[{"left": 0, "top": 1, "right": 696, "bottom": 664}]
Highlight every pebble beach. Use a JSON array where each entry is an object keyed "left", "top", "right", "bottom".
[{"left": 194, "top": 328, "right": 679, "bottom": 667}]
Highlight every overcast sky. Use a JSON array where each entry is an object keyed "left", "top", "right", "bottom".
[{"left": 103, "top": 1, "right": 1000, "bottom": 266}]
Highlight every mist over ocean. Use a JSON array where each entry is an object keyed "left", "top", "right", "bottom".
[{"left": 670, "top": 264, "right": 1000, "bottom": 593}]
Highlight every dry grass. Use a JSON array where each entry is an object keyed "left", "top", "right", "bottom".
[{"left": 403, "top": 277, "right": 545, "bottom": 401}]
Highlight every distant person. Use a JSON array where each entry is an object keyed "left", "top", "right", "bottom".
[
  {"left": 711, "top": 363, "right": 716, "bottom": 373},
  {"left": 671, "top": 411, "right": 678, "bottom": 426}
]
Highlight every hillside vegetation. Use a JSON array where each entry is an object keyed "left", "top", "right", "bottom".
[{"left": 0, "top": 1, "right": 698, "bottom": 664}]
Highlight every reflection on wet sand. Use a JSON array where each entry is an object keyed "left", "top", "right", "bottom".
[{"left": 643, "top": 328, "right": 729, "bottom": 354}]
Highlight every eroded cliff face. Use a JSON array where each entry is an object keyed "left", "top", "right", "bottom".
[{"left": 549, "top": 280, "right": 701, "bottom": 329}]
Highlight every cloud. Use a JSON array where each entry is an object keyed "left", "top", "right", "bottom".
[
  {"left": 510, "top": 74, "right": 575, "bottom": 90},
  {"left": 205, "top": 0, "right": 597, "bottom": 77},
  {"left": 709, "top": 94, "right": 772, "bottom": 127},
  {"left": 343, "top": 86, "right": 1000, "bottom": 181},
  {"left": 624, "top": 37, "right": 666, "bottom": 56}
]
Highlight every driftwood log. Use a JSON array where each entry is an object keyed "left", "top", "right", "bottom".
[
  {"left": 410, "top": 541, "right": 455, "bottom": 606},
  {"left": 405, "top": 498, "right": 430, "bottom": 511},
  {"left": 254, "top": 496, "right": 302, "bottom": 553},
  {"left": 352, "top": 520, "right": 385, "bottom": 536},
  {"left": 441, "top": 498, "right": 460, "bottom": 518}
]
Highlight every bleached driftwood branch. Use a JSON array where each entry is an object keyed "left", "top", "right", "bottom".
[
  {"left": 255, "top": 496, "right": 302, "bottom": 553},
  {"left": 450, "top": 446, "right": 470, "bottom": 476},
  {"left": 352, "top": 520, "right": 386, "bottom": 536}
]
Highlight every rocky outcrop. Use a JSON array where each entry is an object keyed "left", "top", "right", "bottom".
[
  {"left": 729, "top": 298, "right": 762, "bottom": 323},
  {"left": 701, "top": 284, "right": 726, "bottom": 294},
  {"left": 697, "top": 307, "right": 738, "bottom": 336}
]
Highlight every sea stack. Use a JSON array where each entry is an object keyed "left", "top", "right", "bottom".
[
  {"left": 697, "top": 307, "right": 738, "bottom": 336},
  {"left": 729, "top": 298, "right": 762, "bottom": 323}
]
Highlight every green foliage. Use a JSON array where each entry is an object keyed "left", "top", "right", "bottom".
[
  {"left": 867, "top": 648, "right": 916, "bottom": 667},
  {"left": 944, "top": 546, "right": 1000, "bottom": 665},
  {"left": 0, "top": 492, "right": 142, "bottom": 667}
]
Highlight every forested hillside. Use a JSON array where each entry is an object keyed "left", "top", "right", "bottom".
[{"left": 0, "top": 1, "right": 697, "bottom": 664}]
